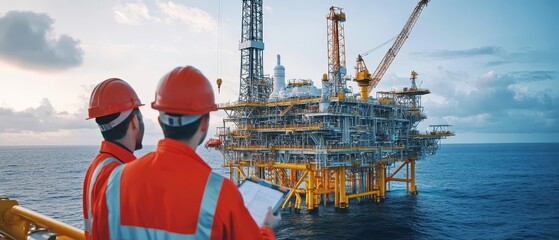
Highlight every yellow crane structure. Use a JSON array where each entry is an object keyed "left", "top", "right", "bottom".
[{"left": 354, "top": 0, "right": 430, "bottom": 101}]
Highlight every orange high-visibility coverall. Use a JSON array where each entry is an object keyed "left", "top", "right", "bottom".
[
  {"left": 83, "top": 141, "right": 136, "bottom": 240},
  {"left": 104, "top": 138, "right": 275, "bottom": 239}
]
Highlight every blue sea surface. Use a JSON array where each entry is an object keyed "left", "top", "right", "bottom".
[{"left": 1, "top": 143, "right": 558, "bottom": 239}]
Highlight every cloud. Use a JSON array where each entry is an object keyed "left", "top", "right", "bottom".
[
  {"left": 264, "top": 6, "right": 273, "bottom": 13},
  {"left": 0, "top": 98, "right": 92, "bottom": 133},
  {"left": 0, "top": 11, "right": 84, "bottom": 70},
  {"left": 425, "top": 70, "right": 559, "bottom": 134},
  {"left": 157, "top": 1, "right": 216, "bottom": 32},
  {"left": 485, "top": 60, "right": 511, "bottom": 67},
  {"left": 0, "top": 96, "right": 166, "bottom": 145},
  {"left": 414, "top": 46, "right": 558, "bottom": 68},
  {"left": 113, "top": 2, "right": 160, "bottom": 25},
  {"left": 113, "top": 1, "right": 216, "bottom": 32},
  {"left": 510, "top": 70, "right": 557, "bottom": 81},
  {"left": 417, "top": 46, "right": 504, "bottom": 59}
]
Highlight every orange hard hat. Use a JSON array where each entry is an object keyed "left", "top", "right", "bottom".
[
  {"left": 152, "top": 66, "right": 218, "bottom": 116},
  {"left": 87, "top": 78, "right": 144, "bottom": 119}
]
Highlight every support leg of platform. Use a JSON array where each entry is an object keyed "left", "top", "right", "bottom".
[{"left": 410, "top": 158, "right": 418, "bottom": 195}]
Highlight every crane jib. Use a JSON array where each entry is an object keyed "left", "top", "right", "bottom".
[{"left": 365, "top": 0, "right": 430, "bottom": 95}]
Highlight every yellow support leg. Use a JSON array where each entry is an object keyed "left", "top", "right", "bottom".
[
  {"left": 410, "top": 158, "right": 418, "bottom": 195},
  {"left": 235, "top": 167, "right": 241, "bottom": 184},
  {"left": 368, "top": 168, "right": 373, "bottom": 199},
  {"left": 307, "top": 169, "right": 316, "bottom": 211},
  {"left": 295, "top": 193, "right": 302, "bottom": 213},
  {"left": 338, "top": 167, "right": 348, "bottom": 208},
  {"left": 406, "top": 161, "right": 409, "bottom": 193},
  {"left": 351, "top": 172, "right": 357, "bottom": 195},
  {"left": 334, "top": 169, "right": 339, "bottom": 207},
  {"left": 373, "top": 165, "right": 378, "bottom": 201},
  {"left": 379, "top": 164, "right": 386, "bottom": 199},
  {"left": 312, "top": 170, "right": 320, "bottom": 209},
  {"left": 326, "top": 170, "right": 332, "bottom": 203}
]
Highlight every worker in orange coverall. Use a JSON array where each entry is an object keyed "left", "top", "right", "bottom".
[
  {"left": 103, "top": 66, "right": 281, "bottom": 239},
  {"left": 83, "top": 78, "right": 145, "bottom": 240}
]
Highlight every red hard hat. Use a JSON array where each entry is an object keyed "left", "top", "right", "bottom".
[
  {"left": 151, "top": 66, "right": 218, "bottom": 115},
  {"left": 87, "top": 78, "right": 144, "bottom": 119}
]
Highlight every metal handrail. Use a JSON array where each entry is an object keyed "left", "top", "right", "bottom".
[{"left": 0, "top": 197, "right": 85, "bottom": 240}]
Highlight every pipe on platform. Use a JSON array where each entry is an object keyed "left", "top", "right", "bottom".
[
  {"left": 271, "top": 163, "right": 309, "bottom": 170},
  {"left": 387, "top": 177, "right": 410, "bottom": 183},
  {"left": 347, "top": 190, "right": 380, "bottom": 199}
]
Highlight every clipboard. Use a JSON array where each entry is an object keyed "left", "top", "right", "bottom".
[{"left": 238, "top": 177, "right": 288, "bottom": 226}]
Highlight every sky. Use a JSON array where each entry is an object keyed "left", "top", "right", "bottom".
[{"left": 0, "top": 0, "right": 557, "bottom": 145}]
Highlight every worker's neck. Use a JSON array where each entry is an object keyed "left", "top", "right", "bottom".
[
  {"left": 110, "top": 139, "right": 134, "bottom": 153},
  {"left": 181, "top": 138, "right": 199, "bottom": 151}
]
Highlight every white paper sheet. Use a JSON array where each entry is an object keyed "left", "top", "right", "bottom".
[{"left": 238, "top": 180, "right": 285, "bottom": 227}]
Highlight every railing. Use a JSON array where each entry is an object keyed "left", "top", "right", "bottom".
[
  {"left": 404, "top": 131, "right": 455, "bottom": 138},
  {"left": 0, "top": 197, "right": 84, "bottom": 240},
  {"left": 218, "top": 95, "right": 368, "bottom": 110},
  {"left": 238, "top": 123, "right": 325, "bottom": 132},
  {"left": 223, "top": 144, "right": 405, "bottom": 152}
]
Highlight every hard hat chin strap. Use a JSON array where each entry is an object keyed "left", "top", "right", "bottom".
[
  {"left": 159, "top": 112, "right": 202, "bottom": 127},
  {"left": 98, "top": 109, "right": 133, "bottom": 132}
]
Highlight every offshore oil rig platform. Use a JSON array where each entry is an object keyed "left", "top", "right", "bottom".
[{"left": 208, "top": 0, "right": 453, "bottom": 212}]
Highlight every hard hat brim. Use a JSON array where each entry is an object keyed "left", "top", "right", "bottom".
[{"left": 159, "top": 112, "right": 203, "bottom": 127}]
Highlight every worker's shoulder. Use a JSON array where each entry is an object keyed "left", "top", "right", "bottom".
[
  {"left": 218, "top": 177, "right": 243, "bottom": 196},
  {"left": 87, "top": 154, "right": 120, "bottom": 172},
  {"left": 215, "top": 177, "right": 245, "bottom": 210},
  {"left": 218, "top": 176, "right": 237, "bottom": 189},
  {"left": 127, "top": 151, "right": 156, "bottom": 165}
]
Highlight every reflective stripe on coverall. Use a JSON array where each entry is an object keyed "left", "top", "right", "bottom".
[{"left": 106, "top": 165, "right": 224, "bottom": 239}]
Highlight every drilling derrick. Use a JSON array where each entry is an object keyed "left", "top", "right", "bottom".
[
  {"left": 210, "top": 0, "right": 453, "bottom": 214},
  {"left": 239, "top": 0, "right": 268, "bottom": 102},
  {"left": 327, "top": 7, "right": 348, "bottom": 96}
]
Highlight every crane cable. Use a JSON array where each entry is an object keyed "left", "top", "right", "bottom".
[
  {"left": 216, "top": 0, "right": 223, "bottom": 93},
  {"left": 361, "top": 34, "right": 398, "bottom": 57}
]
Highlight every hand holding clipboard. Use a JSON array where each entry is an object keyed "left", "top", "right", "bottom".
[{"left": 238, "top": 177, "right": 288, "bottom": 227}]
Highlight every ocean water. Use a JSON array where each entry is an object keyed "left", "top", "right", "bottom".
[{"left": 1, "top": 143, "right": 558, "bottom": 239}]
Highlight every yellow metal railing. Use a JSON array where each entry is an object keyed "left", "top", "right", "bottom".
[
  {"left": 223, "top": 145, "right": 405, "bottom": 152},
  {"left": 0, "top": 197, "right": 84, "bottom": 240},
  {"left": 404, "top": 131, "right": 455, "bottom": 138},
  {"left": 238, "top": 123, "right": 325, "bottom": 132},
  {"left": 218, "top": 94, "right": 366, "bottom": 110},
  {"left": 265, "top": 97, "right": 321, "bottom": 106}
]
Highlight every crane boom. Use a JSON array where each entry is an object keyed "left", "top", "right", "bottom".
[{"left": 367, "top": 0, "right": 429, "bottom": 94}]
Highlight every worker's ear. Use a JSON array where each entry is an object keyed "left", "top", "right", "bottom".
[
  {"left": 200, "top": 114, "right": 210, "bottom": 132},
  {"left": 130, "top": 114, "right": 139, "bottom": 130}
]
